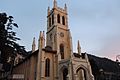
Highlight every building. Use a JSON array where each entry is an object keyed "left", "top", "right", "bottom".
[{"left": 11, "top": 0, "right": 94, "bottom": 80}]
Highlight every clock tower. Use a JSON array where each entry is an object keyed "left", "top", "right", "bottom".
[{"left": 46, "top": 0, "right": 72, "bottom": 61}]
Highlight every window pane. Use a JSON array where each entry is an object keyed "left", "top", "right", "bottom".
[
  {"left": 60, "top": 44, "right": 64, "bottom": 59},
  {"left": 57, "top": 14, "right": 60, "bottom": 23},
  {"left": 49, "top": 17, "right": 51, "bottom": 27},
  {"left": 52, "top": 15, "right": 54, "bottom": 25},
  {"left": 62, "top": 16, "right": 65, "bottom": 25},
  {"left": 45, "top": 58, "right": 50, "bottom": 77}
]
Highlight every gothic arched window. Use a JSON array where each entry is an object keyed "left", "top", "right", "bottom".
[
  {"left": 60, "top": 44, "right": 64, "bottom": 59},
  {"left": 52, "top": 14, "right": 54, "bottom": 25},
  {"left": 57, "top": 14, "right": 60, "bottom": 23},
  {"left": 62, "top": 16, "right": 65, "bottom": 25},
  {"left": 45, "top": 58, "right": 50, "bottom": 77},
  {"left": 49, "top": 17, "right": 51, "bottom": 27}
]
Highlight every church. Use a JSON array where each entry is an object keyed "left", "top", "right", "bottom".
[{"left": 11, "top": 0, "right": 94, "bottom": 80}]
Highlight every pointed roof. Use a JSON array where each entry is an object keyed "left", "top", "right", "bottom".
[
  {"left": 38, "top": 31, "right": 42, "bottom": 40},
  {"left": 32, "top": 37, "right": 35, "bottom": 45},
  {"left": 53, "top": 0, "right": 57, "bottom": 8},
  {"left": 77, "top": 40, "right": 81, "bottom": 55},
  {"left": 32, "top": 37, "right": 36, "bottom": 52}
]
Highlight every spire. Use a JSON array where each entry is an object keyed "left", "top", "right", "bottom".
[
  {"left": 42, "top": 31, "right": 45, "bottom": 48},
  {"left": 38, "top": 31, "right": 42, "bottom": 41},
  {"left": 77, "top": 40, "right": 81, "bottom": 55},
  {"left": 53, "top": 0, "right": 57, "bottom": 8},
  {"left": 38, "top": 31, "right": 42, "bottom": 49},
  {"left": 32, "top": 37, "right": 36, "bottom": 52},
  {"left": 36, "top": 32, "right": 42, "bottom": 80},
  {"left": 48, "top": 6, "right": 50, "bottom": 14},
  {"left": 68, "top": 30, "right": 73, "bottom": 58},
  {"left": 38, "top": 31, "right": 45, "bottom": 49}
]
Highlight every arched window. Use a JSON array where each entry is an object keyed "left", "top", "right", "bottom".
[
  {"left": 60, "top": 44, "right": 64, "bottom": 59},
  {"left": 49, "top": 17, "right": 51, "bottom": 27},
  {"left": 62, "top": 16, "right": 65, "bottom": 25},
  {"left": 52, "top": 14, "right": 54, "bottom": 25},
  {"left": 45, "top": 58, "right": 50, "bottom": 77},
  {"left": 57, "top": 14, "right": 60, "bottom": 23}
]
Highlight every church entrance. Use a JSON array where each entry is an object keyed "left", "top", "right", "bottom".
[
  {"left": 63, "top": 68, "right": 68, "bottom": 80},
  {"left": 76, "top": 68, "right": 87, "bottom": 80}
]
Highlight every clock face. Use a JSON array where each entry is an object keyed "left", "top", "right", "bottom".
[{"left": 60, "top": 32, "right": 64, "bottom": 37}]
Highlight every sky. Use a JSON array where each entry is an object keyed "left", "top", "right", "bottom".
[{"left": 1, "top": 0, "right": 120, "bottom": 60}]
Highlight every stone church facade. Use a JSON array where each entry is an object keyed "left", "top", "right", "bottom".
[{"left": 12, "top": 0, "right": 94, "bottom": 80}]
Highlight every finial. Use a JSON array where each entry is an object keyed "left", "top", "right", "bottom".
[
  {"left": 38, "top": 31, "right": 42, "bottom": 49},
  {"left": 42, "top": 31, "right": 45, "bottom": 48},
  {"left": 32, "top": 37, "right": 36, "bottom": 52},
  {"left": 48, "top": 6, "right": 50, "bottom": 12},
  {"left": 43, "top": 31, "right": 45, "bottom": 38},
  {"left": 48, "top": 6, "right": 50, "bottom": 15},
  {"left": 65, "top": 3, "right": 67, "bottom": 11},
  {"left": 33, "top": 37, "right": 35, "bottom": 44},
  {"left": 77, "top": 40, "right": 81, "bottom": 55},
  {"left": 39, "top": 31, "right": 42, "bottom": 39},
  {"left": 53, "top": 0, "right": 57, "bottom": 8}
]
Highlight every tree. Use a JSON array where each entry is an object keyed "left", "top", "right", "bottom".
[{"left": 0, "top": 13, "right": 27, "bottom": 66}]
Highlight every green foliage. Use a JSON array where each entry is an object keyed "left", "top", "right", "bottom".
[{"left": 0, "top": 13, "right": 27, "bottom": 63}]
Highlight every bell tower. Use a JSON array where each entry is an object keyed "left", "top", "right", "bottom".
[{"left": 46, "top": 0, "right": 72, "bottom": 60}]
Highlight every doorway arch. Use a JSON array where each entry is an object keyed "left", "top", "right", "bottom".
[
  {"left": 59, "top": 66, "right": 68, "bottom": 80},
  {"left": 76, "top": 67, "right": 87, "bottom": 80},
  {"left": 63, "top": 68, "right": 68, "bottom": 80}
]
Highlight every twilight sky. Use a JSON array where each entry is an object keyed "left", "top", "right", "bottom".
[{"left": 1, "top": 0, "right": 120, "bottom": 60}]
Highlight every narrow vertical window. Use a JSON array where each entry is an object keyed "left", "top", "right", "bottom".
[
  {"left": 49, "top": 17, "right": 51, "bottom": 27},
  {"left": 50, "top": 33, "right": 52, "bottom": 40},
  {"left": 52, "top": 14, "right": 54, "bottom": 25},
  {"left": 62, "top": 16, "right": 65, "bottom": 25},
  {"left": 45, "top": 58, "right": 50, "bottom": 77},
  {"left": 60, "top": 44, "right": 64, "bottom": 59},
  {"left": 57, "top": 14, "right": 60, "bottom": 23}
]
